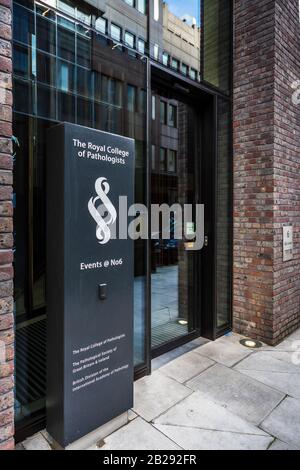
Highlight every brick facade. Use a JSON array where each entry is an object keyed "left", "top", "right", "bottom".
[
  {"left": 233, "top": 0, "right": 300, "bottom": 344},
  {"left": 0, "top": 0, "right": 299, "bottom": 448},
  {"left": 0, "top": 0, "right": 14, "bottom": 451}
]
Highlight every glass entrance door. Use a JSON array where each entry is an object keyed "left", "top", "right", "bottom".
[{"left": 151, "top": 88, "right": 201, "bottom": 352}]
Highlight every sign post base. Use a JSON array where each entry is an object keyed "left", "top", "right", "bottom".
[{"left": 49, "top": 412, "right": 129, "bottom": 450}]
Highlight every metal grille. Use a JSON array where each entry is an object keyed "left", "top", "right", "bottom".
[{"left": 15, "top": 317, "right": 47, "bottom": 406}]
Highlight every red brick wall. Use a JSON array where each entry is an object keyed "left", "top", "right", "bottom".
[
  {"left": 233, "top": 0, "right": 300, "bottom": 344},
  {"left": 0, "top": 0, "right": 14, "bottom": 450},
  {"left": 273, "top": 0, "right": 300, "bottom": 341}
]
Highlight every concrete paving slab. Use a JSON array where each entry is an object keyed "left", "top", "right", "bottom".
[
  {"left": 268, "top": 439, "right": 298, "bottom": 450},
  {"left": 151, "top": 338, "right": 210, "bottom": 371},
  {"left": 235, "top": 351, "right": 300, "bottom": 398},
  {"left": 260, "top": 350, "right": 298, "bottom": 365},
  {"left": 155, "top": 424, "right": 273, "bottom": 450},
  {"left": 133, "top": 371, "right": 192, "bottom": 422},
  {"left": 128, "top": 410, "right": 138, "bottom": 421},
  {"left": 159, "top": 351, "right": 214, "bottom": 383},
  {"left": 186, "top": 364, "right": 285, "bottom": 425},
  {"left": 261, "top": 397, "right": 300, "bottom": 449},
  {"left": 154, "top": 391, "right": 269, "bottom": 436},
  {"left": 94, "top": 417, "right": 181, "bottom": 450},
  {"left": 288, "top": 329, "right": 300, "bottom": 341},
  {"left": 23, "top": 432, "right": 52, "bottom": 450},
  {"left": 263, "top": 339, "right": 296, "bottom": 352},
  {"left": 237, "top": 351, "right": 300, "bottom": 372},
  {"left": 193, "top": 339, "right": 253, "bottom": 367}
]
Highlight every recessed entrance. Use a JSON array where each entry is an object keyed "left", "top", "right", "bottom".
[{"left": 150, "top": 74, "right": 203, "bottom": 356}]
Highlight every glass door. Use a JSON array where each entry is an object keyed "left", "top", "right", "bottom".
[{"left": 151, "top": 87, "right": 201, "bottom": 353}]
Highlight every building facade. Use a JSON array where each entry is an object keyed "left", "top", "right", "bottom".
[{"left": 0, "top": 0, "right": 299, "bottom": 449}]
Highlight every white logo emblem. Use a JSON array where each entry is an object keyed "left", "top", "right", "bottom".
[{"left": 88, "top": 177, "right": 117, "bottom": 244}]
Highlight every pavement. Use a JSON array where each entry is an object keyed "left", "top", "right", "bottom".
[{"left": 18, "top": 329, "right": 300, "bottom": 450}]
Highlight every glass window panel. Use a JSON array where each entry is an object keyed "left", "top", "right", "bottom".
[
  {"left": 137, "top": 38, "right": 145, "bottom": 54},
  {"left": 13, "top": 78, "right": 33, "bottom": 114},
  {"left": 57, "top": 60, "right": 75, "bottom": 93},
  {"left": 36, "top": 14, "right": 56, "bottom": 54},
  {"left": 108, "top": 78, "right": 122, "bottom": 106},
  {"left": 162, "top": 52, "right": 169, "bottom": 67},
  {"left": 181, "top": 63, "right": 188, "bottom": 75},
  {"left": 153, "top": 43, "right": 159, "bottom": 60},
  {"left": 125, "top": 0, "right": 134, "bottom": 6},
  {"left": 37, "top": 52, "right": 56, "bottom": 87},
  {"left": 125, "top": 31, "right": 135, "bottom": 49},
  {"left": 151, "top": 144, "right": 156, "bottom": 170},
  {"left": 41, "top": 0, "right": 56, "bottom": 6},
  {"left": 32, "top": 119, "right": 53, "bottom": 312},
  {"left": 139, "top": 89, "right": 147, "bottom": 113},
  {"left": 127, "top": 84, "right": 137, "bottom": 112},
  {"left": 77, "top": 9, "right": 91, "bottom": 26},
  {"left": 95, "top": 17, "right": 107, "bottom": 35},
  {"left": 203, "top": 0, "right": 231, "bottom": 93},
  {"left": 111, "top": 23, "right": 121, "bottom": 42},
  {"left": 77, "top": 97, "right": 93, "bottom": 127},
  {"left": 149, "top": 1, "right": 201, "bottom": 79},
  {"left": 160, "top": 100, "right": 167, "bottom": 124},
  {"left": 13, "top": 43, "right": 30, "bottom": 79},
  {"left": 57, "top": 14, "right": 75, "bottom": 31},
  {"left": 168, "top": 104, "right": 177, "bottom": 127},
  {"left": 171, "top": 58, "right": 179, "bottom": 71},
  {"left": 77, "top": 35, "right": 91, "bottom": 68},
  {"left": 57, "top": 23, "right": 75, "bottom": 62},
  {"left": 37, "top": 85, "right": 56, "bottom": 121},
  {"left": 93, "top": 72, "right": 101, "bottom": 102},
  {"left": 13, "top": 113, "right": 29, "bottom": 319},
  {"left": 77, "top": 66, "right": 92, "bottom": 97},
  {"left": 159, "top": 147, "right": 167, "bottom": 171},
  {"left": 57, "top": 0, "right": 75, "bottom": 16},
  {"left": 14, "top": 0, "right": 34, "bottom": 8},
  {"left": 137, "top": 0, "right": 146, "bottom": 14},
  {"left": 189, "top": 68, "right": 197, "bottom": 80},
  {"left": 36, "top": 2, "right": 56, "bottom": 19},
  {"left": 154, "top": 0, "right": 159, "bottom": 21},
  {"left": 57, "top": 91, "right": 75, "bottom": 122},
  {"left": 152, "top": 95, "right": 156, "bottom": 120},
  {"left": 167, "top": 149, "right": 177, "bottom": 173},
  {"left": 13, "top": 4, "right": 35, "bottom": 46}
]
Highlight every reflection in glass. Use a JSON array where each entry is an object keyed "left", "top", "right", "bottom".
[
  {"left": 95, "top": 16, "right": 107, "bottom": 35},
  {"left": 168, "top": 104, "right": 177, "bottom": 127},
  {"left": 13, "top": 4, "right": 35, "bottom": 45},
  {"left": 37, "top": 52, "right": 56, "bottom": 87},
  {"left": 149, "top": 1, "right": 201, "bottom": 81},
  {"left": 137, "top": 0, "right": 146, "bottom": 14},
  {"left": 36, "top": 14, "right": 56, "bottom": 55},
  {"left": 57, "top": 60, "right": 75, "bottom": 92},
  {"left": 57, "top": 20, "right": 75, "bottom": 62},
  {"left": 127, "top": 85, "right": 137, "bottom": 112},
  {"left": 203, "top": 0, "right": 231, "bottom": 93},
  {"left": 13, "top": 1, "right": 148, "bottom": 429},
  {"left": 13, "top": 44, "right": 30, "bottom": 79},
  {"left": 151, "top": 90, "right": 198, "bottom": 350},
  {"left": 125, "top": 31, "right": 135, "bottom": 49},
  {"left": 111, "top": 23, "right": 121, "bottom": 42}
]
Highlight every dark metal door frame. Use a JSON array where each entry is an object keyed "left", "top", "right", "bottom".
[{"left": 147, "top": 65, "right": 218, "bottom": 361}]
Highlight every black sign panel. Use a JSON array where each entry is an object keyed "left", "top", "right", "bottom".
[{"left": 46, "top": 123, "right": 135, "bottom": 447}]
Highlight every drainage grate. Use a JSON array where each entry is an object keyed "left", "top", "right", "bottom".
[{"left": 151, "top": 320, "right": 188, "bottom": 349}]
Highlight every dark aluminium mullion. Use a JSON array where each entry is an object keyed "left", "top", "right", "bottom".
[
  {"left": 212, "top": 95, "right": 218, "bottom": 340},
  {"left": 144, "top": 56, "right": 152, "bottom": 376}
]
